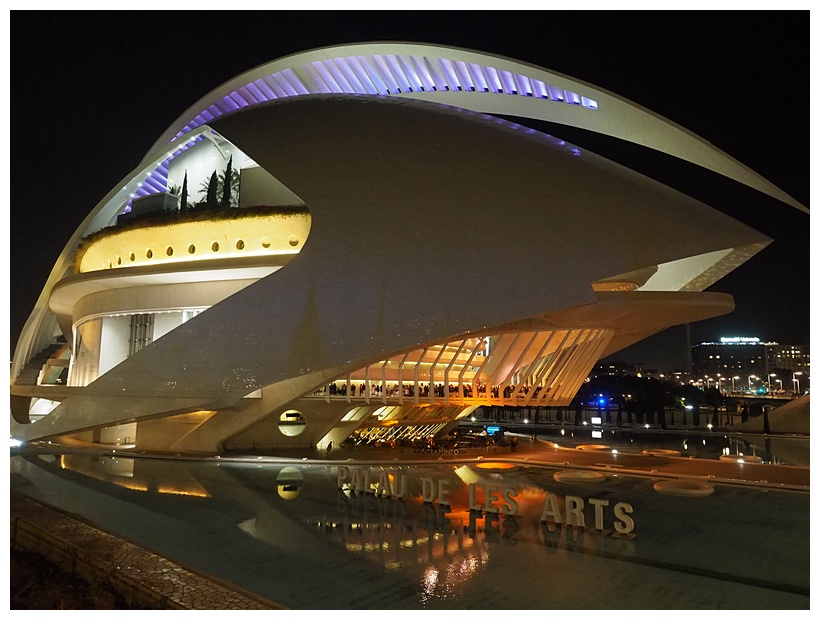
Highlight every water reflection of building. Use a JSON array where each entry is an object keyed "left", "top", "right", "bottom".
[{"left": 11, "top": 451, "right": 809, "bottom": 607}]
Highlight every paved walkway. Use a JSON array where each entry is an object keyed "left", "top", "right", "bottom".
[{"left": 10, "top": 492, "right": 284, "bottom": 610}]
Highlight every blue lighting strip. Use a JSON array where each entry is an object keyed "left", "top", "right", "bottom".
[{"left": 169, "top": 55, "right": 598, "bottom": 145}]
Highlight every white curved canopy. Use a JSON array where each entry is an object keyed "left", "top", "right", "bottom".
[{"left": 146, "top": 41, "right": 806, "bottom": 213}]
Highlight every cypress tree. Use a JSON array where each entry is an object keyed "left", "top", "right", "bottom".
[
  {"left": 221, "top": 156, "right": 233, "bottom": 209},
  {"left": 180, "top": 171, "right": 188, "bottom": 212},
  {"left": 206, "top": 170, "right": 218, "bottom": 208}
]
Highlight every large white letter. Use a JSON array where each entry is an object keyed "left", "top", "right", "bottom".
[
  {"left": 350, "top": 467, "right": 362, "bottom": 493},
  {"left": 337, "top": 465, "right": 349, "bottom": 488},
  {"left": 469, "top": 483, "right": 482, "bottom": 511},
  {"left": 377, "top": 471, "right": 391, "bottom": 497},
  {"left": 501, "top": 488, "right": 518, "bottom": 515},
  {"left": 589, "top": 498, "right": 609, "bottom": 530},
  {"left": 421, "top": 477, "right": 436, "bottom": 503},
  {"left": 393, "top": 474, "right": 407, "bottom": 499},
  {"left": 438, "top": 479, "right": 451, "bottom": 505},
  {"left": 565, "top": 495, "right": 585, "bottom": 527},
  {"left": 614, "top": 502, "right": 635, "bottom": 534},
  {"left": 540, "top": 493, "right": 563, "bottom": 523},
  {"left": 484, "top": 486, "right": 500, "bottom": 513}
]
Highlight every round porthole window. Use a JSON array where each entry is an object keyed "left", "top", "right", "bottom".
[
  {"left": 129, "top": 252, "right": 135, "bottom": 262},
  {"left": 288, "top": 235, "right": 299, "bottom": 247},
  {"left": 116, "top": 256, "right": 121, "bottom": 265},
  {"left": 261, "top": 236, "right": 271, "bottom": 248},
  {"left": 278, "top": 410, "right": 306, "bottom": 436},
  {"left": 212, "top": 242, "right": 219, "bottom": 252},
  {"left": 166, "top": 247, "right": 174, "bottom": 256},
  {"left": 188, "top": 244, "right": 196, "bottom": 254},
  {"left": 146, "top": 249, "right": 153, "bottom": 259},
  {"left": 276, "top": 467, "right": 304, "bottom": 500},
  {"left": 236, "top": 239, "right": 245, "bottom": 250}
]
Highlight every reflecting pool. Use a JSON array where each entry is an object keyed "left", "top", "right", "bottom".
[{"left": 10, "top": 451, "right": 809, "bottom": 609}]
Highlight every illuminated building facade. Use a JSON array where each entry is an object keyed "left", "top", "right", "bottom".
[
  {"left": 10, "top": 43, "right": 806, "bottom": 452},
  {"left": 691, "top": 337, "right": 810, "bottom": 393}
]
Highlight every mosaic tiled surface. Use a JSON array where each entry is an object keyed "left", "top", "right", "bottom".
[{"left": 10, "top": 492, "right": 282, "bottom": 610}]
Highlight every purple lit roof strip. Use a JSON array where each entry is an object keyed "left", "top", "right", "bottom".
[
  {"left": 272, "top": 72, "right": 298, "bottom": 97},
  {"left": 304, "top": 63, "right": 332, "bottom": 94},
  {"left": 515, "top": 74, "right": 533, "bottom": 96},
  {"left": 229, "top": 91, "right": 249, "bottom": 107},
  {"left": 143, "top": 177, "right": 165, "bottom": 193},
  {"left": 312, "top": 61, "right": 342, "bottom": 93},
  {"left": 245, "top": 82, "right": 268, "bottom": 102},
  {"left": 423, "top": 57, "right": 448, "bottom": 91},
  {"left": 410, "top": 56, "right": 436, "bottom": 91},
  {"left": 345, "top": 56, "right": 379, "bottom": 95},
  {"left": 169, "top": 57, "right": 600, "bottom": 149},
  {"left": 564, "top": 90, "right": 581, "bottom": 105},
  {"left": 547, "top": 84, "right": 564, "bottom": 101},
  {"left": 323, "top": 59, "right": 355, "bottom": 93},
  {"left": 356, "top": 56, "right": 390, "bottom": 94},
  {"left": 468, "top": 63, "right": 488, "bottom": 92},
  {"left": 334, "top": 58, "right": 367, "bottom": 94},
  {"left": 254, "top": 79, "right": 277, "bottom": 99},
  {"left": 453, "top": 61, "right": 475, "bottom": 91},
  {"left": 282, "top": 69, "right": 309, "bottom": 95},
  {"left": 397, "top": 55, "right": 424, "bottom": 91},
  {"left": 482, "top": 65, "right": 502, "bottom": 93},
  {"left": 222, "top": 95, "right": 240, "bottom": 111},
  {"left": 498, "top": 70, "right": 516, "bottom": 94},
  {"left": 263, "top": 75, "right": 288, "bottom": 98},
  {"left": 371, "top": 55, "right": 401, "bottom": 94},
  {"left": 238, "top": 85, "right": 258, "bottom": 105},
  {"left": 438, "top": 58, "right": 462, "bottom": 91},
  {"left": 384, "top": 55, "right": 412, "bottom": 92},
  {"left": 531, "top": 79, "right": 548, "bottom": 99},
  {"left": 214, "top": 99, "right": 233, "bottom": 114}
]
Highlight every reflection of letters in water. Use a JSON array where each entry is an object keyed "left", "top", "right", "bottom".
[{"left": 335, "top": 466, "right": 635, "bottom": 535}]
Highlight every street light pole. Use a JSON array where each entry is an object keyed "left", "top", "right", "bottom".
[
  {"left": 732, "top": 376, "right": 740, "bottom": 392},
  {"left": 793, "top": 372, "right": 802, "bottom": 395},
  {"left": 748, "top": 375, "right": 756, "bottom": 392},
  {"left": 768, "top": 373, "right": 776, "bottom": 393}
]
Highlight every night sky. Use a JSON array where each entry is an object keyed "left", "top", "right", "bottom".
[{"left": 10, "top": 11, "right": 810, "bottom": 371}]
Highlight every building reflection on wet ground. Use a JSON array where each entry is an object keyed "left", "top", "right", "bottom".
[{"left": 10, "top": 440, "right": 809, "bottom": 610}]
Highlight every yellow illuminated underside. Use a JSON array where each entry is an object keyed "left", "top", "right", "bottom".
[{"left": 76, "top": 212, "right": 311, "bottom": 273}]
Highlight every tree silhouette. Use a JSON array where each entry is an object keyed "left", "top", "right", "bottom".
[
  {"left": 221, "top": 156, "right": 233, "bottom": 209},
  {"left": 180, "top": 171, "right": 188, "bottom": 212}
]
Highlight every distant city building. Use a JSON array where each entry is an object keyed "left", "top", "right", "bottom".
[
  {"left": 766, "top": 343, "right": 810, "bottom": 392},
  {"left": 589, "top": 360, "right": 644, "bottom": 379},
  {"left": 691, "top": 337, "right": 809, "bottom": 392}
]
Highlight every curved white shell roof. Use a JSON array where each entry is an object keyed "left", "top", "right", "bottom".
[{"left": 146, "top": 42, "right": 806, "bottom": 213}]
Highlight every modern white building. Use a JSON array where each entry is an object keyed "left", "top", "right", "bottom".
[{"left": 10, "top": 43, "right": 806, "bottom": 453}]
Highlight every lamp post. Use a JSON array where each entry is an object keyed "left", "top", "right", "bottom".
[
  {"left": 793, "top": 372, "right": 802, "bottom": 395},
  {"left": 732, "top": 376, "right": 740, "bottom": 392},
  {"left": 717, "top": 375, "right": 724, "bottom": 393},
  {"left": 776, "top": 379, "right": 782, "bottom": 391},
  {"left": 768, "top": 373, "right": 776, "bottom": 393},
  {"left": 705, "top": 376, "right": 712, "bottom": 389},
  {"left": 748, "top": 375, "right": 757, "bottom": 392}
]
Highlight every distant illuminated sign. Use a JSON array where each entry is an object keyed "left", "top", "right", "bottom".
[
  {"left": 720, "top": 337, "right": 760, "bottom": 344},
  {"left": 486, "top": 426, "right": 500, "bottom": 435}
]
